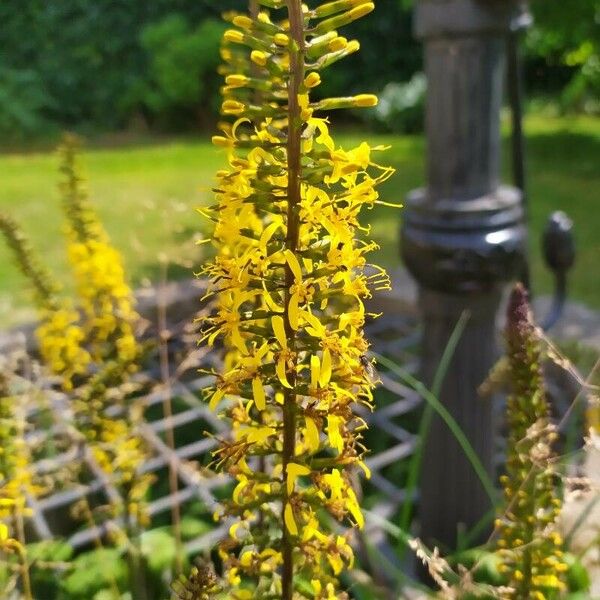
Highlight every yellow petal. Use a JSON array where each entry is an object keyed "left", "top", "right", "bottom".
[
  {"left": 233, "top": 478, "right": 247, "bottom": 504},
  {"left": 288, "top": 293, "right": 300, "bottom": 331},
  {"left": 272, "top": 315, "right": 287, "bottom": 349},
  {"left": 276, "top": 358, "right": 293, "bottom": 389},
  {"left": 310, "top": 355, "right": 320, "bottom": 389},
  {"left": 319, "top": 348, "right": 332, "bottom": 387},
  {"left": 305, "top": 417, "right": 320, "bottom": 454},
  {"left": 229, "top": 521, "right": 245, "bottom": 540},
  {"left": 327, "top": 415, "right": 344, "bottom": 454},
  {"left": 252, "top": 376, "right": 266, "bottom": 411},
  {"left": 358, "top": 460, "right": 371, "bottom": 480},
  {"left": 348, "top": 497, "right": 365, "bottom": 529},
  {"left": 262, "top": 282, "right": 284, "bottom": 313},
  {"left": 284, "top": 503, "right": 298, "bottom": 536},
  {"left": 259, "top": 221, "right": 281, "bottom": 251},
  {"left": 302, "top": 310, "right": 324, "bottom": 337},
  {"left": 284, "top": 249, "right": 303, "bottom": 282},
  {"left": 209, "top": 388, "right": 225, "bottom": 411},
  {"left": 0, "top": 523, "right": 8, "bottom": 541},
  {"left": 231, "top": 327, "right": 247, "bottom": 354},
  {"left": 286, "top": 462, "right": 311, "bottom": 495}
]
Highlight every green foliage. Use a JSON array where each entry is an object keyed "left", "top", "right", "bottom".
[
  {"left": 526, "top": 0, "right": 599, "bottom": 113},
  {"left": 62, "top": 547, "right": 128, "bottom": 599},
  {"left": 368, "top": 72, "right": 426, "bottom": 134},
  {"left": 0, "top": 67, "right": 53, "bottom": 140},
  {"left": 28, "top": 541, "right": 74, "bottom": 599},
  {"left": 0, "top": 0, "right": 597, "bottom": 136},
  {"left": 139, "top": 16, "right": 225, "bottom": 129}
]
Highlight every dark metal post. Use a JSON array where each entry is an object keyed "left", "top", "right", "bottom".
[{"left": 401, "top": 0, "right": 529, "bottom": 549}]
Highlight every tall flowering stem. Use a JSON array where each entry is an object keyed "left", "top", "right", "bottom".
[
  {"left": 496, "top": 284, "right": 567, "bottom": 599},
  {"left": 201, "top": 1, "right": 394, "bottom": 598}
]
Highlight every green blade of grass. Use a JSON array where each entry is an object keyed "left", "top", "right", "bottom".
[
  {"left": 372, "top": 351, "right": 498, "bottom": 515},
  {"left": 395, "top": 311, "right": 471, "bottom": 542}
]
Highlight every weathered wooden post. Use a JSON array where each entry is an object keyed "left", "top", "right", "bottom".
[{"left": 401, "top": 0, "right": 530, "bottom": 549}]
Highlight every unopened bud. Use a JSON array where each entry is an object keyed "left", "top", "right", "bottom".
[
  {"left": 353, "top": 94, "right": 378, "bottom": 107},
  {"left": 304, "top": 72, "right": 322, "bottom": 89},
  {"left": 274, "top": 33, "right": 289, "bottom": 46},
  {"left": 232, "top": 15, "right": 253, "bottom": 31},
  {"left": 226, "top": 74, "right": 250, "bottom": 88},
  {"left": 329, "top": 36, "right": 348, "bottom": 52},
  {"left": 251, "top": 50, "right": 268, "bottom": 67},
  {"left": 224, "top": 30, "right": 244, "bottom": 44}
]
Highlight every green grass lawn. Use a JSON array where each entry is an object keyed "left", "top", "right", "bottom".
[{"left": 0, "top": 114, "right": 598, "bottom": 326}]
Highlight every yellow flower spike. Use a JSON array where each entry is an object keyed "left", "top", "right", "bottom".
[
  {"left": 284, "top": 503, "right": 298, "bottom": 536},
  {"left": 252, "top": 376, "right": 266, "bottom": 411},
  {"left": 286, "top": 462, "right": 311, "bottom": 495},
  {"left": 204, "top": 1, "right": 392, "bottom": 595}
]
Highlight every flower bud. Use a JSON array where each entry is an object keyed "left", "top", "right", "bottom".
[
  {"left": 329, "top": 36, "right": 348, "bottom": 52},
  {"left": 274, "top": 33, "right": 289, "bottom": 46},
  {"left": 251, "top": 50, "right": 268, "bottom": 67},
  {"left": 224, "top": 29, "right": 244, "bottom": 44},
  {"left": 232, "top": 15, "right": 253, "bottom": 31},
  {"left": 304, "top": 72, "right": 322, "bottom": 89},
  {"left": 226, "top": 74, "right": 250, "bottom": 88},
  {"left": 353, "top": 94, "right": 378, "bottom": 107}
]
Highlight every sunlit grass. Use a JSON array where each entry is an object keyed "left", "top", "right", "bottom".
[{"left": 0, "top": 114, "right": 598, "bottom": 326}]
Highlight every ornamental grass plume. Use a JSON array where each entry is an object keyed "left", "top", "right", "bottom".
[
  {"left": 496, "top": 284, "right": 567, "bottom": 599},
  {"left": 199, "top": 1, "right": 395, "bottom": 598}
]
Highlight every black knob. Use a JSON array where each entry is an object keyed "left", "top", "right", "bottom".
[{"left": 542, "top": 211, "right": 575, "bottom": 274}]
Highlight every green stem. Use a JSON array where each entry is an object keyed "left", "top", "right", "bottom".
[{"left": 282, "top": 2, "right": 305, "bottom": 598}]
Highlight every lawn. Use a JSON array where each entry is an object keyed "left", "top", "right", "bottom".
[{"left": 0, "top": 114, "right": 598, "bottom": 326}]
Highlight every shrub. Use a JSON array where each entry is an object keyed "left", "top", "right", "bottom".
[{"left": 139, "top": 15, "right": 226, "bottom": 129}]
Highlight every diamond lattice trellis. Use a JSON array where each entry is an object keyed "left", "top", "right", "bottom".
[{"left": 10, "top": 285, "right": 422, "bottom": 570}]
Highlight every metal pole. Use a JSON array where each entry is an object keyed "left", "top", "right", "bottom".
[{"left": 401, "top": 0, "right": 529, "bottom": 550}]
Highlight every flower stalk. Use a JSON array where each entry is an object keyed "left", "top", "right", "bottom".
[{"left": 281, "top": 2, "right": 305, "bottom": 597}]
